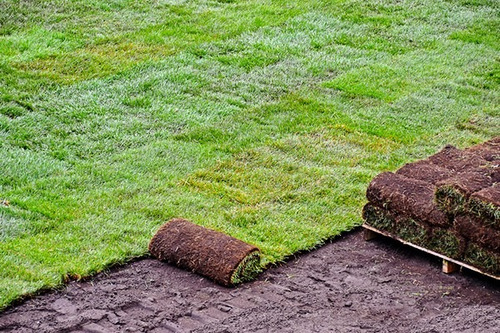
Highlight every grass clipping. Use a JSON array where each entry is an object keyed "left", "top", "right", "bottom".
[{"left": 149, "top": 218, "right": 261, "bottom": 286}]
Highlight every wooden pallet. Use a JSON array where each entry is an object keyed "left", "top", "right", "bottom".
[{"left": 363, "top": 224, "right": 500, "bottom": 281}]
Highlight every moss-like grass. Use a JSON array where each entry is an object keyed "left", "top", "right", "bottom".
[
  {"left": 363, "top": 204, "right": 430, "bottom": 248},
  {"left": 464, "top": 243, "right": 500, "bottom": 275},
  {"left": 434, "top": 186, "right": 468, "bottom": 215},
  {"left": 436, "top": 186, "right": 500, "bottom": 228},
  {"left": 364, "top": 205, "right": 466, "bottom": 260},
  {"left": 363, "top": 204, "right": 397, "bottom": 233},
  {"left": 396, "top": 219, "right": 430, "bottom": 249},
  {"left": 231, "top": 250, "right": 262, "bottom": 285},
  {"left": 1, "top": 0, "right": 499, "bottom": 309},
  {"left": 468, "top": 197, "right": 500, "bottom": 228},
  {"left": 427, "top": 229, "right": 464, "bottom": 260}
]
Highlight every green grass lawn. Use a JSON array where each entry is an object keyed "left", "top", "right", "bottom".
[{"left": 0, "top": 0, "right": 498, "bottom": 309}]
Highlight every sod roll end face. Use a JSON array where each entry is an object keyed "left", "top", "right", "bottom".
[
  {"left": 469, "top": 185, "right": 500, "bottom": 226},
  {"left": 149, "top": 218, "right": 261, "bottom": 286}
]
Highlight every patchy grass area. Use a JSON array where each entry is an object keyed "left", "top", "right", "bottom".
[{"left": 0, "top": 0, "right": 498, "bottom": 308}]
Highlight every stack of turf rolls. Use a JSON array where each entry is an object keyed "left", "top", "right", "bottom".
[{"left": 363, "top": 137, "right": 500, "bottom": 276}]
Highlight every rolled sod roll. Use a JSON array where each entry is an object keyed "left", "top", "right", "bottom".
[
  {"left": 362, "top": 203, "right": 398, "bottom": 233},
  {"left": 362, "top": 204, "right": 430, "bottom": 247},
  {"left": 362, "top": 204, "right": 465, "bottom": 260},
  {"left": 435, "top": 168, "right": 499, "bottom": 214},
  {"left": 427, "top": 227, "right": 466, "bottom": 260},
  {"left": 465, "top": 136, "right": 500, "bottom": 162},
  {"left": 454, "top": 215, "right": 500, "bottom": 252},
  {"left": 366, "top": 172, "right": 449, "bottom": 227},
  {"left": 149, "top": 218, "right": 261, "bottom": 286},
  {"left": 464, "top": 242, "right": 500, "bottom": 276},
  {"left": 469, "top": 184, "right": 500, "bottom": 227},
  {"left": 396, "top": 159, "right": 454, "bottom": 184},
  {"left": 427, "top": 145, "right": 488, "bottom": 173}
]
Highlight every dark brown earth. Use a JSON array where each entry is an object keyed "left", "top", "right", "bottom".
[
  {"left": 466, "top": 137, "right": 500, "bottom": 161},
  {"left": 473, "top": 184, "right": 500, "bottom": 208},
  {"left": 1, "top": 229, "right": 499, "bottom": 333},
  {"left": 436, "top": 169, "right": 499, "bottom": 199},
  {"left": 149, "top": 218, "right": 260, "bottom": 286}
]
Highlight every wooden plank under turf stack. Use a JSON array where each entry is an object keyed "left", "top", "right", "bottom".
[{"left": 362, "top": 137, "right": 500, "bottom": 279}]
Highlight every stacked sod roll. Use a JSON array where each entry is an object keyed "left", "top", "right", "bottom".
[{"left": 363, "top": 137, "right": 500, "bottom": 276}]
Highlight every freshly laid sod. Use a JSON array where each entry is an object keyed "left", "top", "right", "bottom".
[{"left": 0, "top": 0, "right": 499, "bottom": 308}]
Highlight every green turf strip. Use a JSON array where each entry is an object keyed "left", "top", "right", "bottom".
[
  {"left": 435, "top": 186, "right": 468, "bottom": 215},
  {"left": 231, "top": 251, "right": 262, "bottom": 285},
  {"left": 464, "top": 243, "right": 500, "bottom": 275},
  {"left": 363, "top": 205, "right": 466, "bottom": 261},
  {"left": 0, "top": 0, "right": 499, "bottom": 309},
  {"left": 468, "top": 197, "right": 500, "bottom": 227}
]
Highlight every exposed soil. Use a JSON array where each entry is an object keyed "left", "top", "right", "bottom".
[
  {"left": 465, "top": 137, "right": 500, "bottom": 161},
  {"left": 436, "top": 169, "right": 498, "bottom": 199},
  {"left": 1, "top": 229, "right": 499, "bottom": 333},
  {"left": 427, "top": 145, "right": 489, "bottom": 172},
  {"left": 473, "top": 184, "right": 500, "bottom": 208}
]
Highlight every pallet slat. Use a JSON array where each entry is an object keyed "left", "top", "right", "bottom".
[{"left": 363, "top": 224, "right": 500, "bottom": 280}]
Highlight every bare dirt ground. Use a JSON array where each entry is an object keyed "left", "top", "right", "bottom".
[{"left": 1, "top": 229, "right": 499, "bottom": 333}]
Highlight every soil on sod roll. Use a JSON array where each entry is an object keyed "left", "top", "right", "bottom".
[
  {"left": 396, "top": 160, "right": 454, "bottom": 184},
  {"left": 438, "top": 168, "right": 500, "bottom": 196},
  {"left": 149, "top": 218, "right": 261, "bottom": 286},
  {"left": 454, "top": 215, "right": 500, "bottom": 252},
  {"left": 470, "top": 184, "right": 500, "bottom": 226},
  {"left": 465, "top": 137, "right": 500, "bottom": 161},
  {"left": 426, "top": 145, "right": 489, "bottom": 172},
  {"left": 366, "top": 172, "right": 449, "bottom": 227}
]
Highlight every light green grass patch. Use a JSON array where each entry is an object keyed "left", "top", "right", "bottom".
[{"left": 0, "top": 0, "right": 499, "bottom": 309}]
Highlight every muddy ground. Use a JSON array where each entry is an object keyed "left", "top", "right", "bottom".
[{"left": 1, "top": 229, "right": 499, "bottom": 333}]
